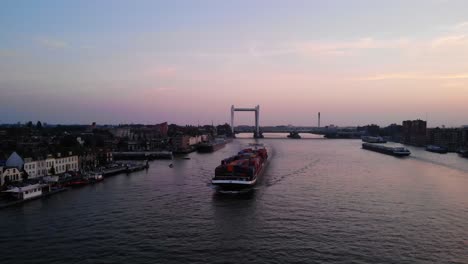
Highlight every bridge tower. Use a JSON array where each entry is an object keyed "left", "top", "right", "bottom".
[{"left": 231, "top": 105, "right": 262, "bottom": 138}]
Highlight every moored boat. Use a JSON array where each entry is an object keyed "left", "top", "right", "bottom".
[
  {"left": 198, "top": 139, "right": 227, "bottom": 153},
  {"left": 85, "top": 172, "right": 104, "bottom": 183},
  {"left": 2, "top": 184, "right": 51, "bottom": 200},
  {"left": 362, "top": 143, "right": 411, "bottom": 157},
  {"left": 426, "top": 145, "right": 448, "bottom": 154},
  {"left": 287, "top": 132, "right": 301, "bottom": 139},
  {"left": 212, "top": 144, "right": 268, "bottom": 191}
]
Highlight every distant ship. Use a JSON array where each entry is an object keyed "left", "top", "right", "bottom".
[
  {"left": 198, "top": 139, "right": 227, "bottom": 153},
  {"left": 362, "top": 143, "right": 411, "bottom": 157},
  {"left": 287, "top": 131, "right": 301, "bottom": 139},
  {"left": 212, "top": 143, "right": 268, "bottom": 191},
  {"left": 425, "top": 145, "right": 448, "bottom": 154},
  {"left": 361, "top": 136, "right": 387, "bottom": 143}
]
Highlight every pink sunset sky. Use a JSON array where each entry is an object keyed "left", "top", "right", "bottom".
[{"left": 1, "top": 0, "right": 467, "bottom": 127}]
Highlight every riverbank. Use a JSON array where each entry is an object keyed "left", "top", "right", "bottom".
[{"left": 0, "top": 162, "right": 149, "bottom": 210}]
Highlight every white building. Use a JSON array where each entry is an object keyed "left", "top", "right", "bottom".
[
  {"left": 1, "top": 167, "right": 22, "bottom": 186},
  {"left": 110, "top": 127, "right": 131, "bottom": 138},
  {"left": 189, "top": 136, "right": 203, "bottom": 146},
  {"left": 53, "top": 153, "right": 79, "bottom": 174},
  {"left": 24, "top": 152, "right": 79, "bottom": 177},
  {"left": 23, "top": 158, "right": 47, "bottom": 179}
]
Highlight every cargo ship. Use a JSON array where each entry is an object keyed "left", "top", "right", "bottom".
[
  {"left": 362, "top": 143, "right": 411, "bottom": 157},
  {"left": 212, "top": 144, "right": 268, "bottom": 191},
  {"left": 361, "top": 136, "right": 387, "bottom": 143},
  {"left": 425, "top": 145, "right": 448, "bottom": 154},
  {"left": 198, "top": 139, "right": 226, "bottom": 153}
]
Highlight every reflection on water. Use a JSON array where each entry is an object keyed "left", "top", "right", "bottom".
[{"left": 1, "top": 138, "right": 468, "bottom": 263}]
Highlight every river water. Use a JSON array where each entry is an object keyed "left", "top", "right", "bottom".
[{"left": 1, "top": 135, "right": 468, "bottom": 264}]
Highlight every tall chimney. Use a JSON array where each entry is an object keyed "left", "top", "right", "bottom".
[{"left": 318, "top": 112, "right": 321, "bottom": 128}]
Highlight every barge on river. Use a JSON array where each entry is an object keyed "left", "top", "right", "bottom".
[
  {"left": 362, "top": 143, "right": 411, "bottom": 157},
  {"left": 212, "top": 144, "right": 268, "bottom": 191},
  {"left": 198, "top": 139, "right": 227, "bottom": 153}
]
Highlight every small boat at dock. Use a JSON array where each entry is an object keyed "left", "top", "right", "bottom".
[
  {"left": 198, "top": 139, "right": 227, "bottom": 153},
  {"left": 287, "top": 132, "right": 301, "bottom": 139},
  {"left": 85, "top": 173, "right": 104, "bottom": 183},
  {"left": 426, "top": 145, "right": 448, "bottom": 154},
  {"left": 2, "top": 183, "right": 52, "bottom": 200}
]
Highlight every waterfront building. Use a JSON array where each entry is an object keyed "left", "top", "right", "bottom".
[
  {"left": 79, "top": 152, "right": 98, "bottom": 171},
  {"left": 5, "top": 152, "right": 24, "bottom": 170},
  {"left": 97, "top": 149, "right": 113, "bottom": 165},
  {"left": 53, "top": 153, "right": 79, "bottom": 174},
  {"left": 154, "top": 122, "right": 169, "bottom": 138},
  {"left": 22, "top": 152, "right": 79, "bottom": 177},
  {"left": 1, "top": 167, "right": 22, "bottom": 186},
  {"left": 426, "top": 128, "right": 463, "bottom": 151},
  {"left": 172, "top": 135, "right": 191, "bottom": 152},
  {"left": 23, "top": 158, "right": 47, "bottom": 179},
  {"left": 402, "top": 120, "right": 427, "bottom": 146},
  {"left": 45, "top": 156, "right": 56, "bottom": 175},
  {"left": 42, "top": 152, "right": 79, "bottom": 175},
  {"left": 127, "top": 140, "right": 149, "bottom": 151},
  {"left": 189, "top": 135, "right": 206, "bottom": 146},
  {"left": 381, "top": 124, "right": 403, "bottom": 142},
  {"left": 110, "top": 127, "right": 131, "bottom": 138},
  {"left": 462, "top": 128, "right": 468, "bottom": 149},
  {"left": 357, "top": 124, "right": 380, "bottom": 136}
]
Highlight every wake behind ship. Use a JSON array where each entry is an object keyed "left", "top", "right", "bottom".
[{"left": 212, "top": 144, "right": 268, "bottom": 191}]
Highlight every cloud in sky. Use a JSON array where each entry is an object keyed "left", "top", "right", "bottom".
[
  {"left": 36, "top": 37, "right": 69, "bottom": 49},
  {"left": 290, "top": 37, "right": 411, "bottom": 57},
  {"left": 449, "top": 21, "right": 468, "bottom": 32},
  {"left": 357, "top": 73, "right": 468, "bottom": 81},
  {"left": 241, "top": 20, "right": 468, "bottom": 59},
  {"left": 431, "top": 35, "right": 468, "bottom": 48}
]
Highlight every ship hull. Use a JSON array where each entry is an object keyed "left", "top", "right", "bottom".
[
  {"left": 212, "top": 162, "right": 266, "bottom": 190},
  {"left": 212, "top": 145, "right": 268, "bottom": 191},
  {"left": 362, "top": 143, "right": 411, "bottom": 157},
  {"left": 211, "top": 178, "right": 257, "bottom": 190},
  {"left": 198, "top": 142, "right": 226, "bottom": 153}
]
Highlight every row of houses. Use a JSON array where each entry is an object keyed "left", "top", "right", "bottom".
[
  {"left": 172, "top": 135, "right": 209, "bottom": 152},
  {"left": 402, "top": 120, "right": 468, "bottom": 151},
  {"left": 1, "top": 151, "right": 79, "bottom": 187}
]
